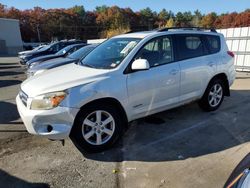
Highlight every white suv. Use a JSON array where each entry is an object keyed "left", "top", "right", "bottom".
[{"left": 16, "top": 28, "right": 236, "bottom": 152}]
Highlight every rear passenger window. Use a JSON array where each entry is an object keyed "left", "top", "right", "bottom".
[
  {"left": 205, "top": 35, "right": 220, "bottom": 54},
  {"left": 176, "top": 35, "right": 207, "bottom": 60},
  {"left": 186, "top": 37, "right": 201, "bottom": 50}
]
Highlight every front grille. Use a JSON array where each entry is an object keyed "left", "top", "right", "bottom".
[{"left": 19, "top": 90, "right": 28, "bottom": 107}]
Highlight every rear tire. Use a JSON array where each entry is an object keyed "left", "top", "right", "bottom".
[
  {"left": 70, "top": 103, "right": 123, "bottom": 153},
  {"left": 198, "top": 79, "right": 225, "bottom": 111}
]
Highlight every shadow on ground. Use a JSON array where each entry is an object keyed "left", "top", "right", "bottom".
[
  {"left": 0, "top": 101, "right": 20, "bottom": 124},
  {"left": 82, "top": 89, "right": 250, "bottom": 162},
  {"left": 0, "top": 80, "right": 22, "bottom": 88},
  {"left": 0, "top": 66, "right": 21, "bottom": 70},
  {"left": 0, "top": 71, "right": 23, "bottom": 77},
  {"left": 0, "top": 63, "right": 19, "bottom": 66},
  {"left": 0, "top": 169, "right": 49, "bottom": 188}
]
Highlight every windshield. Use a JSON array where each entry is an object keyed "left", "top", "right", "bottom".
[
  {"left": 68, "top": 46, "right": 96, "bottom": 59},
  {"left": 81, "top": 38, "right": 141, "bottom": 69},
  {"left": 56, "top": 45, "right": 72, "bottom": 55},
  {"left": 39, "top": 43, "right": 53, "bottom": 51},
  {"left": 32, "top": 45, "right": 45, "bottom": 51}
]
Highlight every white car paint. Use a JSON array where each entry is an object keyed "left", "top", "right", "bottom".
[
  {"left": 21, "top": 63, "right": 111, "bottom": 97},
  {"left": 16, "top": 29, "right": 236, "bottom": 140}
]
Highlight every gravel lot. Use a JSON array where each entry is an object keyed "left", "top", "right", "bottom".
[{"left": 1, "top": 57, "right": 250, "bottom": 188}]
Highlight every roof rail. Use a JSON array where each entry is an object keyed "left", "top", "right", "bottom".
[
  {"left": 158, "top": 27, "right": 217, "bottom": 33},
  {"left": 68, "top": 39, "right": 82, "bottom": 41}
]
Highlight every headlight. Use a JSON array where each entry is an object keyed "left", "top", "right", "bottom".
[
  {"left": 29, "top": 64, "right": 34, "bottom": 69},
  {"left": 30, "top": 91, "right": 67, "bottom": 110},
  {"left": 29, "top": 62, "right": 39, "bottom": 69}
]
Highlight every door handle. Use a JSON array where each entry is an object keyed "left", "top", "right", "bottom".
[
  {"left": 170, "top": 69, "right": 179, "bottom": 75},
  {"left": 207, "top": 62, "right": 216, "bottom": 67}
]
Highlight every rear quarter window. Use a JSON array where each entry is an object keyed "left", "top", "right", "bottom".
[{"left": 205, "top": 35, "right": 221, "bottom": 54}]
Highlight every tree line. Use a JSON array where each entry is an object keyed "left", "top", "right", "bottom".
[{"left": 0, "top": 4, "right": 249, "bottom": 42}]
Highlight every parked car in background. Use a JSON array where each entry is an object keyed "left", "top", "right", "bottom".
[
  {"left": 26, "top": 43, "right": 87, "bottom": 68},
  {"left": 19, "top": 40, "right": 85, "bottom": 65},
  {"left": 224, "top": 153, "right": 250, "bottom": 188},
  {"left": 16, "top": 28, "right": 236, "bottom": 153},
  {"left": 27, "top": 44, "right": 98, "bottom": 77},
  {"left": 18, "top": 45, "right": 46, "bottom": 57}
]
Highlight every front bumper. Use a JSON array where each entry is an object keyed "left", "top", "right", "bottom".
[
  {"left": 16, "top": 94, "right": 79, "bottom": 140},
  {"left": 228, "top": 65, "right": 236, "bottom": 87}
]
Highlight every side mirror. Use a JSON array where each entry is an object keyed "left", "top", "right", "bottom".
[{"left": 131, "top": 59, "right": 150, "bottom": 71}]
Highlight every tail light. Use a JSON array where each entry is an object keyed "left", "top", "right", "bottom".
[{"left": 227, "top": 51, "right": 235, "bottom": 58}]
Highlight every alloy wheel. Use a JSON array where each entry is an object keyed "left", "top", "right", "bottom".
[
  {"left": 208, "top": 83, "right": 223, "bottom": 107},
  {"left": 82, "top": 110, "right": 115, "bottom": 145}
]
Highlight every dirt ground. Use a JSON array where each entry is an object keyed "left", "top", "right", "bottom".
[{"left": 1, "top": 57, "right": 250, "bottom": 188}]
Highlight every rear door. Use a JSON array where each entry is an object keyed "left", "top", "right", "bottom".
[
  {"left": 127, "top": 35, "right": 181, "bottom": 118},
  {"left": 175, "top": 34, "right": 217, "bottom": 103}
]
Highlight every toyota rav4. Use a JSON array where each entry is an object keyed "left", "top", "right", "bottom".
[{"left": 16, "top": 28, "right": 236, "bottom": 152}]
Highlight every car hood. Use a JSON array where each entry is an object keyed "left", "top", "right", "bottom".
[
  {"left": 21, "top": 63, "right": 110, "bottom": 97},
  {"left": 24, "top": 49, "right": 46, "bottom": 56},
  {"left": 27, "top": 54, "right": 62, "bottom": 64},
  {"left": 30, "top": 57, "right": 76, "bottom": 71}
]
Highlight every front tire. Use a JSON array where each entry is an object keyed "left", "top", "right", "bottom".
[
  {"left": 199, "top": 79, "right": 225, "bottom": 111},
  {"left": 70, "top": 103, "right": 123, "bottom": 153}
]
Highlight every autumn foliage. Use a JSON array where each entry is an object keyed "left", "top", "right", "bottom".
[{"left": 0, "top": 4, "right": 249, "bottom": 42}]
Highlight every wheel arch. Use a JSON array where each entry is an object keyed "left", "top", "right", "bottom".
[
  {"left": 78, "top": 97, "right": 128, "bottom": 127},
  {"left": 70, "top": 97, "right": 128, "bottom": 152},
  {"left": 207, "top": 73, "right": 230, "bottom": 96}
]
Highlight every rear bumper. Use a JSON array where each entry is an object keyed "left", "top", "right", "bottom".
[
  {"left": 228, "top": 65, "right": 236, "bottom": 87},
  {"left": 16, "top": 95, "right": 79, "bottom": 140}
]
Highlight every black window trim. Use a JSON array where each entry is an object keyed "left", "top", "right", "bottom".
[{"left": 124, "top": 34, "right": 177, "bottom": 74}]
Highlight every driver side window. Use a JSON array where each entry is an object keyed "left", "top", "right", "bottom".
[{"left": 135, "top": 36, "right": 173, "bottom": 67}]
